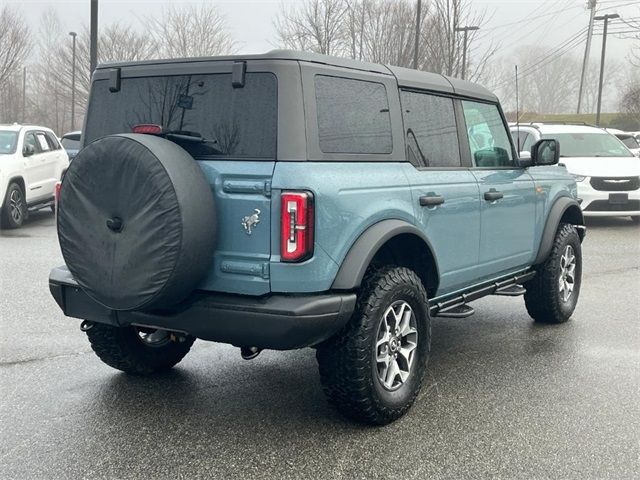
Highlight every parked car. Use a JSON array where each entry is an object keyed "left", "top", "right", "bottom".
[
  {"left": 605, "top": 128, "right": 640, "bottom": 157},
  {"left": 511, "top": 123, "right": 640, "bottom": 223},
  {"left": 50, "top": 51, "right": 585, "bottom": 424},
  {"left": 60, "top": 130, "right": 81, "bottom": 160},
  {"left": 0, "top": 124, "right": 69, "bottom": 228}
]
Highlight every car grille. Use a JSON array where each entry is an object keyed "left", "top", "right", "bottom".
[
  {"left": 584, "top": 200, "right": 640, "bottom": 212},
  {"left": 589, "top": 176, "right": 640, "bottom": 192}
]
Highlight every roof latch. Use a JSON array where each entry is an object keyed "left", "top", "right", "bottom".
[
  {"left": 232, "top": 61, "right": 246, "bottom": 88},
  {"left": 108, "top": 68, "right": 121, "bottom": 93}
]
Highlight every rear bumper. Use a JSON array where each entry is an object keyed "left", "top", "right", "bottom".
[{"left": 49, "top": 266, "right": 356, "bottom": 350}]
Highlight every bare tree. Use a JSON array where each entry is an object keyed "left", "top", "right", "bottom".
[
  {"left": 146, "top": 4, "right": 237, "bottom": 58},
  {"left": 0, "top": 5, "right": 31, "bottom": 87},
  {"left": 274, "top": 0, "right": 349, "bottom": 55}
]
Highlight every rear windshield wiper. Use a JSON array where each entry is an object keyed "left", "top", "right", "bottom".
[{"left": 161, "top": 130, "right": 224, "bottom": 155}]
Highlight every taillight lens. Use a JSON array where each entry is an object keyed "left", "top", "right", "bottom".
[
  {"left": 132, "top": 124, "right": 162, "bottom": 134},
  {"left": 281, "top": 191, "right": 314, "bottom": 262},
  {"left": 54, "top": 181, "right": 62, "bottom": 212}
]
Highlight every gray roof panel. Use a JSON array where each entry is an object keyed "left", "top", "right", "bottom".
[{"left": 386, "top": 65, "right": 454, "bottom": 94}]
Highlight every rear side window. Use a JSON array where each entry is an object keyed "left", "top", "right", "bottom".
[
  {"left": 462, "top": 101, "right": 514, "bottom": 167},
  {"left": 315, "top": 75, "right": 392, "bottom": 154},
  {"left": 400, "top": 91, "right": 461, "bottom": 167},
  {"left": 36, "top": 133, "right": 51, "bottom": 152},
  {"left": 85, "top": 72, "right": 277, "bottom": 159},
  {"left": 45, "top": 132, "right": 61, "bottom": 150}
]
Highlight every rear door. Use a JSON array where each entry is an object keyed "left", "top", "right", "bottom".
[
  {"left": 400, "top": 90, "right": 481, "bottom": 294},
  {"left": 83, "top": 62, "right": 281, "bottom": 295},
  {"left": 22, "top": 131, "right": 49, "bottom": 202},
  {"left": 461, "top": 100, "right": 537, "bottom": 279}
]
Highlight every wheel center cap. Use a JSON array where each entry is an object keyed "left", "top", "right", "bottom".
[{"left": 389, "top": 337, "right": 399, "bottom": 352}]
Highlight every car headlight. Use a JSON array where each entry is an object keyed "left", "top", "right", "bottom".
[{"left": 572, "top": 174, "right": 587, "bottom": 182}]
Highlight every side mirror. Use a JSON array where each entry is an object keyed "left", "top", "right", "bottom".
[
  {"left": 23, "top": 144, "right": 35, "bottom": 157},
  {"left": 517, "top": 150, "right": 532, "bottom": 168},
  {"left": 531, "top": 139, "right": 559, "bottom": 166}
]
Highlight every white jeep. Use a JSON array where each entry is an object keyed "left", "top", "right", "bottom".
[{"left": 0, "top": 124, "right": 69, "bottom": 228}]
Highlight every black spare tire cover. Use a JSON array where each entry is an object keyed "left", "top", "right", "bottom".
[{"left": 58, "top": 133, "right": 216, "bottom": 311}]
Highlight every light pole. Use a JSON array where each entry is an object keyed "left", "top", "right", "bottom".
[
  {"left": 69, "top": 31, "right": 77, "bottom": 131},
  {"left": 413, "top": 0, "right": 421, "bottom": 69},
  {"left": 90, "top": 0, "right": 98, "bottom": 75},
  {"left": 455, "top": 25, "right": 479, "bottom": 80},
  {"left": 594, "top": 13, "right": 619, "bottom": 126}
]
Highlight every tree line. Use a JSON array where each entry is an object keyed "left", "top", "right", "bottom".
[{"left": 0, "top": 0, "right": 638, "bottom": 135}]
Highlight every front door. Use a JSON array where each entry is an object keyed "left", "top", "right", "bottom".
[
  {"left": 400, "top": 90, "right": 481, "bottom": 295},
  {"left": 460, "top": 100, "right": 537, "bottom": 280}
]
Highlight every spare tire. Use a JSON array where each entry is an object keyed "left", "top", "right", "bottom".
[{"left": 57, "top": 133, "right": 216, "bottom": 311}]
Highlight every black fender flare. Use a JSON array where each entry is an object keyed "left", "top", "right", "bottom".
[
  {"left": 534, "top": 197, "right": 585, "bottom": 265},
  {"left": 331, "top": 219, "right": 439, "bottom": 290}
]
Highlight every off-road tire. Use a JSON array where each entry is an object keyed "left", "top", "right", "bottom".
[
  {"left": 86, "top": 323, "right": 195, "bottom": 375},
  {"left": 316, "top": 266, "right": 431, "bottom": 425},
  {"left": 1, "top": 182, "right": 26, "bottom": 229},
  {"left": 524, "top": 223, "right": 582, "bottom": 324}
]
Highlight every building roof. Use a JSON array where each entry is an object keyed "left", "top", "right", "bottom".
[{"left": 98, "top": 50, "right": 497, "bottom": 102}]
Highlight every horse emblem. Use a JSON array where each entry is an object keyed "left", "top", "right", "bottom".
[{"left": 241, "top": 209, "right": 261, "bottom": 235}]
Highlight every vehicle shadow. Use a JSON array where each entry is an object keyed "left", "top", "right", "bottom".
[
  {"left": 0, "top": 209, "right": 55, "bottom": 236},
  {"left": 584, "top": 216, "right": 638, "bottom": 230}
]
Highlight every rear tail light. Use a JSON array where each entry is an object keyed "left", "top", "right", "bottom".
[
  {"left": 54, "top": 181, "right": 62, "bottom": 212},
  {"left": 281, "top": 191, "right": 314, "bottom": 262},
  {"left": 132, "top": 124, "right": 162, "bottom": 135}
]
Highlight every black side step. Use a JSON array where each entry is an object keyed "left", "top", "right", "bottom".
[
  {"left": 494, "top": 284, "right": 526, "bottom": 297},
  {"left": 436, "top": 304, "right": 475, "bottom": 318},
  {"left": 431, "top": 270, "right": 535, "bottom": 318}
]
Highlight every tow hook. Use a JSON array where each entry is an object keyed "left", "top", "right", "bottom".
[
  {"left": 80, "top": 320, "right": 93, "bottom": 332},
  {"left": 240, "top": 346, "right": 262, "bottom": 360}
]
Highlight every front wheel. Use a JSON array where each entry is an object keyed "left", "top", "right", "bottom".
[
  {"left": 524, "top": 223, "right": 582, "bottom": 324},
  {"left": 1, "top": 182, "right": 26, "bottom": 229},
  {"left": 86, "top": 323, "right": 195, "bottom": 375},
  {"left": 316, "top": 266, "right": 431, "bottom": 425}
]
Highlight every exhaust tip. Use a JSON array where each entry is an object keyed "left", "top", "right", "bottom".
[{"left": 240, "top": 346, "right": 262, "bottom": 360}]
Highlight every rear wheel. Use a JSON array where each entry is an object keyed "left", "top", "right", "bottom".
[
  {"left": 316, "top": 266, "right": 430, "bottom": 425},
  {"left": 524, "top": 223, "right": 582, "bottom": 324},
  {"left": 86, "top": 323, "right": 195, "bottom": 375},
  {"left": 1, "top": 182, "right": 26, "bottom": 229}
]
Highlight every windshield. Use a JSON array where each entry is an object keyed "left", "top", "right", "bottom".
[
  {"left": 61, "top": 137, "right": 80, "bottom": 150},
  {"left": 542, "top": 132, "right": 634, "bottom": 158},
  {"left": 0, "top": 131, "right": 18, "bottom": 155},
  {"left": 616, "top": 135, "right": 640, "bottom": 149},
  {"left": 84, "top": 72, "right": 277, "bottom": 159}
]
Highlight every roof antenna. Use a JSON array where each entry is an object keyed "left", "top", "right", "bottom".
[{"left": 515, "top": 65, "right": 520, "bottom": 153}]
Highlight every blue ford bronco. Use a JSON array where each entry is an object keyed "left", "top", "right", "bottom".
[{"left": 50, "top": 51, "right": 585, "bottom": 424}]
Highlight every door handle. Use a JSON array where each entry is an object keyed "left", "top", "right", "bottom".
[
  {"left": 484, "top": 190, "right": 504, "bottom": 202},
  {"left": 419, "top": 195, "right": 445, "bottom": 207}
]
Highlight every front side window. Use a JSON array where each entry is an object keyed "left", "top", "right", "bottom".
[
  {"left": 462, "top": 101, "right": 514, "bottom": 167},
  {"left": 401, "top": 91, "right": 461, "bottom": 167},
  {"left": 85, "top": 72, "right": 277, "bottom": 159},
  {"left": 24, "top": 133, "right": 39, "bottom": 154},
  {"left": 315, "top": 75, "right": 392, "bottom": 154}
]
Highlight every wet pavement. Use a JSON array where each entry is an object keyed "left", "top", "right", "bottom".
[{"left": 1, "top": 211, "right": 639, "bottom": 479}]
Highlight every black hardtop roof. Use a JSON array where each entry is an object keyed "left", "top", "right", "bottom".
[{"left": 97, "top": 49, "right": 497, "bottom": 102}]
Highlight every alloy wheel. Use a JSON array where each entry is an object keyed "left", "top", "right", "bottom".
[
  {"left": 9, "top": 188, "right": 23, "bottom": 223},
  {"left": 375, "top": 300, "right": 418, "bottom": 391},
  {"left": 559, "top": 245, "right": 576, "bottom": 302}
]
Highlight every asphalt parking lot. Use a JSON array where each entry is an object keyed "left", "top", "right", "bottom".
[{"left": 1, "top": 211, "right": 639, "bottom": 479}]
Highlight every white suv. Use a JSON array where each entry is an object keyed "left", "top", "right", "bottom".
[
  {"left": 511, "top": 123, "right": 640, "bottom": 223},
  {"left": 0, "top": 124, "right": 69, "bottom": 228}
]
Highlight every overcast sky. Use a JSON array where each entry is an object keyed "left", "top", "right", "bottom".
[{"left": 8, "top": 0, "right": 639, "bottom": 64}]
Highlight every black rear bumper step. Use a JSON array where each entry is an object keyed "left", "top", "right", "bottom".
[
  {"left": 49, "top": 266, "right": 356, "bottom": 350},
  {"left": 432, "top": 270, "right": 535, "bottom": 318}
]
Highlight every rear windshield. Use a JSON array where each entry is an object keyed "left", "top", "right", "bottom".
[{"left": 84, "top": 72, "right": 277, "bottom": 159}]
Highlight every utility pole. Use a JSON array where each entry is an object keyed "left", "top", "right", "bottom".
[
  {"left": 22, "top": 67, "right": 26, "bottom": 123},
  {"left": 454, "top": 25, "right": 479, "bottom": 80},
  {"left": 413, "top": 0, "right": 422, "bottom": 69},
  {"left": 577, "top": 0, "right": 597, "bottom": 114},
  {"left": 89, "top": 0, "right": 98, "bottom": 75},
  {"left": 594, "top": 13, "right": 619, "bottom": 126},
  {"left": 69, "top": 31, "right": 77, "bottom": 131},
  {"left": 359, "top": 0, "right": 365, "bottom": 60}
]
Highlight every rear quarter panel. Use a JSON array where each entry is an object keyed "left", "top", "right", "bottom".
[{"left": 270, "top": 162, "right": 414, "bottom": 292}]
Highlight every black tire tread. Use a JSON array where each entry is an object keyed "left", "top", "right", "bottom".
[
  {"left": 86, "top": 323, "right": 195, "bottom": 375},
  {"left": 524, "top": 223, "right": 581, "bottom": 324},
  {"left": 317, "top": 266, "right": 430, "bottom": 425}
]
